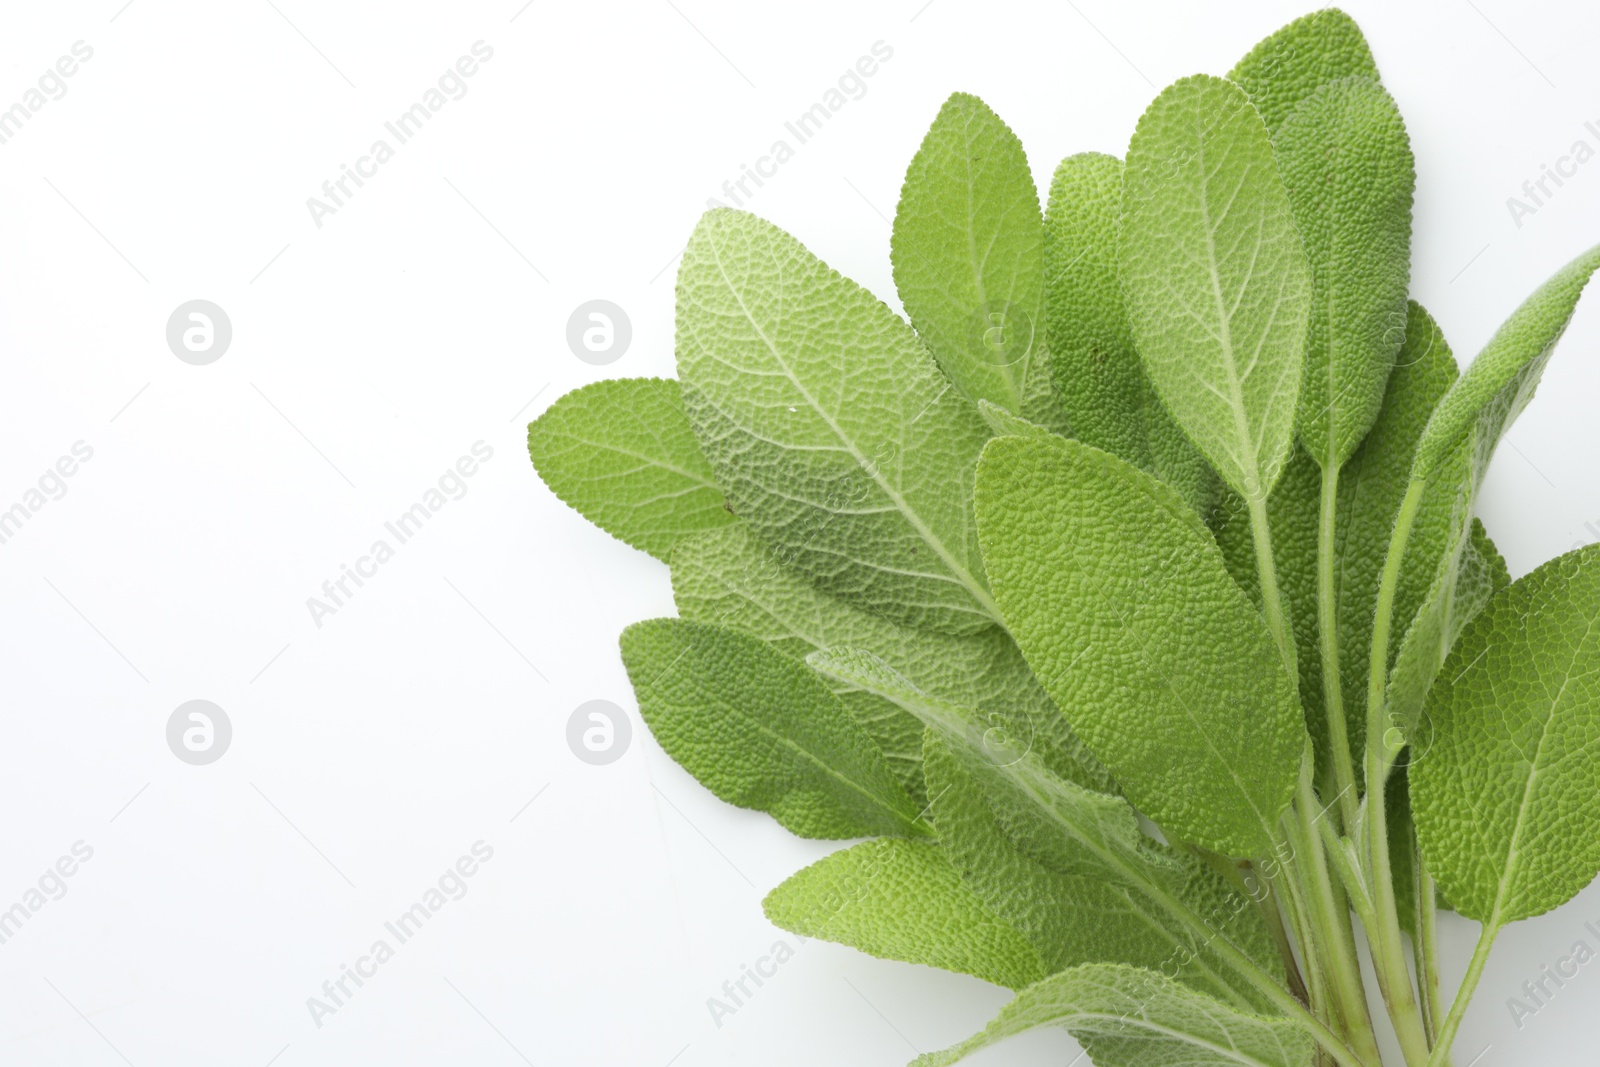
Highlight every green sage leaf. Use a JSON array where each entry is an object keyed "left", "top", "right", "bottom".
[{"left": 1120, "top": 75, "right": 1312, "bottom": 504}]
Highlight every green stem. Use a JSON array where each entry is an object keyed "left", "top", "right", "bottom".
[
  {"left": 1316, "top": 462, "right": 1362, "bottom": 831},
  {"left": 1261, "top": 839, "right": 1361, "bottom": 1066},
  {"left": 1247, "top": 491, "right": 1298, "bottom": 678},
  {"left": 1357, "top": 477, "right": 1435, "bottom": 1063},
  {"left": 1292, "top": 767, "right": 1382, "bottom": 1067},
  {"left": 1157, "top": 838, "right": 1369, "bottom": 1067},
  {"left": 1260, "top": 873, "right": 1310, "bottom": 1006},
  {"left": 1316, "top": 814, "right": 1374, "bottom": 926},
  {"left": 1194, "top": 848, "right": 1309, "bottom": 1005},
  {"left": 1428, "top": 922, "right": 1499, "bottom": 1067},
  {"left": 992, "top": 750, "right": 1369, "bottom": 1066},
  {"left": 1359, "top": 768, "right": 1434, "bottom": 1067},
  {"left": 1364, "top": 477, "right": 1427, "bottom": 788}
]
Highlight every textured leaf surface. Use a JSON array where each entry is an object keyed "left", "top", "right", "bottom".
[
  {"left": 1377, "top": 250, "right": 1600, "bottom": 741},
  {"left": 976, "top": 435, "right": 1302, "bottom": 856},
  {"left": 1215, "top": 305, "right": 1469, "bottom": 781},
  {"left": 1121, "top": 75, "right": 1312, "bottom": 504},
  {"left": 1326, "top": 305, "right": 1461, "bottom": 758},
  {"left": 892, "top": 92, "right": 1045, "bottom": 413},
  {"left": 1413, "top": 544, "right": 1600, "bottom": 924},
  {"left": 1413, "top": 243, "right": 1600, "bottom": 480},
  {"left": 670, "top": 524, "right": 1110, "bottom": 795},
  {"left": 1276, "top": 75, "right": 1414, "bottom": 467},
  {"left": 1211, "top": 450, "right": 1321, "bottom": 769},
  {"left": 526, "top": 378, "right": 733, "bottom": 560},
  {"left": 676, "top": 207, "right": 998, "bottom": 634},
  {"left": 977, "top": 398, "right": 1053, "bottom": 440},
  {"left": 619, "top": 618, "right": 925, "bottom": 839},
  {"left": 1044, "top": 152, "right": 1211, "bottom": 512},
  {"left": 1228, "top": 8, "right": 1379, "bottom": 135},
  {"left": 763, "top": 838, "right": 1045, "bottom": 990},
  {"left": 1388, "top": 510, "right": 1511, "bottom": 740},
  {"left": 1215, "top": 306, "right": 1514, "bottom": 783},
  {"left": 919, "top": 732, "right": 1280, "bottom": 1007},
  {"left": 915, "top": 963, "right": 1315, "bottom": 1067},
  {"left": 1020, "top": 342, "right": 1074, "bottom": 434}
]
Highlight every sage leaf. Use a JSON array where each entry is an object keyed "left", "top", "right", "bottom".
[
  {"left": 526, "top": 377, "right": 733, "bottom": 561},
  {"left": 1412, "top": 242, "right": 1600, "bottom": 481},
  {"left": 1228, "top": 8, "right": 1379, "bottom": 135},
  {"left": 1120, "top": 75, "right": 1312, "bottom": 504},
  {"left": 676, "top": 207, "right": 999, "bottom": 635},
  {"left": 976, "top": 435, "right": 1303, "bottom": 857},
  {"left": 1044, "top": 151, "right": 1212, "bottom": 512},
  {"left": 1413, "top": 544, "right": 1600, "bottom": 924},
  {"left": 670, "top": 524, "right": 1111, "bottom": 795},
  {"left": 619, "top": 618, "right": 926, "bottom": 839},
  {"left": 918, "top": 730, "right": 1281, "bottom": 1006},
  {"left": 892, "top": 92, "right": 1046, "bottom": 414},
  {"left": 1384, "top": 241, "right": 1600, "bottom": 744},
  {"left": 1276, "top": 75, "right": 1414, "bottom": 468},
  {"left": 763, "top": 838, "right": 1046, "bottom": 990},
  {"left": 915, "top": 963, "right": 1315, "bottom": 1067}
]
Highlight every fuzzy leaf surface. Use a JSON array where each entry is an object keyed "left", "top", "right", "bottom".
[
  {"left": 915, "top": 730, "right": 1281, "bottom": 1007},
  {"left": 1413, "top": 544, "right": 1600, "bottom": 924},
  {"left": 1228, "top": 8, "right": 1379, "bottom": 135},
  {"left": 619, "top": 618, "right": 925, "bottom": 839},
  {"left": 1120, "top": 75, "right": 1311, "bottom": 504},
  {"left": 892, "top": 92, "right": 1045, "bottom": 414},
  {"left": 1382, "top": 246, "right": 1600, "bottom": 742},
  {"left": 763, "top": 838, "right": 1045, "bottom": 990},
  {"left": 915, "top": 963, "right": 1315, "bottom": 1067},
  {"left": 1044, "top": 152, "right": 1211, "bottom": 512},
  {"left": 670, "top": 524, "right": 1110, "bottom": 794},
  {"left": 676, "top": 207, "right": 998, "bottom": 634},
  {"left": 526, "top": 378, "right": 733, "bottom": 560},
  {"left": 976, "top": 435, "right": 1303, "bottom": 856},
  {"left": 1276, "top": 75, "right": 1414, "bottom": 467},
  {"left": 1412, "top": 243, "right": 1600, "bottom": 480}
]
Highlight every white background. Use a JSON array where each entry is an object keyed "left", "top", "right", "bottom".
[{"left": 2, "top": 1, "right": 1599, "bottom": 1064}]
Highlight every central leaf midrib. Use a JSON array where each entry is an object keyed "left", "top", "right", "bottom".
[
  {"left": 959, "top": 118, "right": 1024, "bottom": 410},
  {"left": 703, "top": 230, "right": 1003, "bottom": 625},
  {"left": 666, "top": 669, "right": 916, "bottom": 831},
  {"left": 1065, "top": 1006, "right": 1291, "bottom": 1067},
  {"left": 1194, "top": 108, "right": 1265, "bottom": 503},
  {"left": 1489, "top": 608, "right": 1599, "bottom": 927}
]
